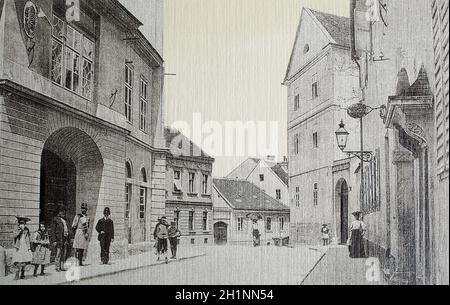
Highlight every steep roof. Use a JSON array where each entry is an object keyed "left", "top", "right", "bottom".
[
  {"left": 270, "top": 163, "right": 289, "bottom": 186},
  {"left": 227, "top": 158, "right": 260, "bottom": 180},
  {"left": 164, "top": 127, "right": 213, "bottom": 160},
  {"left": 213, "top": 178, "right": 290, "bottom": 212},
  {"left": 309, "top": 9, "right": 351, "bottom": 48}
]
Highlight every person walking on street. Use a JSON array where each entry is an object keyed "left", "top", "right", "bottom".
[
  {"left": 321, "top": 224, "right": 330, "bottom": 246},
  {"left": 72, "top": 203, "right": 89, "bottom": 266},
  {"left": 348, "top": 211, "right": 367, "bottom": 258},
  {"left": 32, "top": 223, "right": 51, "bottom": 277},
  {"left": 12, "top": 216, "right": 33, "bottom": 280},
  {"left": 95, "top": 207, "right": 114, "bottom": 265},
  {"left": 50, "top": 206, "right": 69, "bottom": 272},
  {"left": 168, "top": 221, "right": 181, "bottom": 259},
  {"left": 153, "top": 216, "right": 169, "bottom": 263}
]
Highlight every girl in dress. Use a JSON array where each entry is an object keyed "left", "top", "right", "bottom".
[
  {"left": 32, "top": 223, "right": 51, "bottom": 276},
  {"left": 348, "top": 211, "right": 367, "bottom": 258},
  {"left": 13, "top": 216, "right": 33, "bottom": 280}
]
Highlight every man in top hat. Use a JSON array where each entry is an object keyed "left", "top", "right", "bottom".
[
  {"left": 72, "top": 202, "right": 90, "bottom": 266},
  {"left": 13, "top": 216, "right": 32, "bottom": 280},
  {"left": 50, "top": 205, "right": 69, "bottom": 272},
  {"left": 153, "top": 216, "right": 169, "bottom": 263},
  {"left": 95, "top": 207, "right": 114, "bottom": 264}
]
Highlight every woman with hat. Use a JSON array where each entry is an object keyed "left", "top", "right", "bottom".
[
  {"left": 32, "top": 223, "right": 51, "bottom": 277},
  {"left": 348, "top": 211, "right": 367, "bottom": 258},
  {"left": 12, "top": 216, "right": 33, "bottom": 280},
  {"left": 72, "top": 202, "right": 90, "bottom": 266}
]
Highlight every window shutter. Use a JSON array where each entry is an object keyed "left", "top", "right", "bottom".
[{"left": 432, "top": 0, "right": 449, "bottom": 177}]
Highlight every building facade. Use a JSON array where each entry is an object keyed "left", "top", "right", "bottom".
[
  {"left": 0, "top": 0, "right": 167, "bottom": 259},
  {"left": 284, "top": 8, "right": 361, "bottom": 245},
  {"left": 212, "top": 178, "right": 290, "bottom": 246},
  {"left": 164, "top": 128, "right": 214, "bottom": 246},
  {"left": 349, "top": 0, "right": 449, "bottom": 285},
  {"left": 227, "top": 156, "right": 289, "bottom": 207}
]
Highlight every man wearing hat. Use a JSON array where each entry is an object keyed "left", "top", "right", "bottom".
[
  {"left": 95, "top": 207, "right": 114, "bottom": 264},
  {"left": 168, "top": 221, "right": 181, "bottom": 259},
  {"left": 71, "top": 202, "right": 90, "bottom": 266},
  {"left": 153, "top": 216, "right": 169, "bottom": 263},
  {"left": 50, "top": 206, "right": 69, "bottom": 272},
  {"left": 12, "top": 216, "right": 32, "bottom": 280}
]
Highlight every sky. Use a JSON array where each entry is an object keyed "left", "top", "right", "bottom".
[{"left": 123, "top": 0, "right": 350, "bottom": 177}]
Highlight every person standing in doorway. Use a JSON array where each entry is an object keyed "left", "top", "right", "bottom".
[
  {"left": 153, "top": 216, "right": 169, "bottom": 263},
  {"left": 321, "top": 224, "right": 330, "bottom": 246},
  {"left": 12, "top": 217, "right": 33, "bottom": 280},
  {"left": 348, "top": 211, "right": 367, "bottom": 258},
  {"left": 95, "top": 207, "right": 114, "bottom": 265},
  {"left": 50, "top": 206, "right": 69, "bottom": 272},
  {"left": 72, "top": 203, "right": 89, "bottom": 266},
  {"left": 168, "top": 221, "right": 181, "bottom": 259},
  {"left": 32, "top": 223, "right": 51, "bottom": 277}
]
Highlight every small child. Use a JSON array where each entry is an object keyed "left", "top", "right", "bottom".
[{"left": 321, "top": 224, "right": 330, "bottom": 246}]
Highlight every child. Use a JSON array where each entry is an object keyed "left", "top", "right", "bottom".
[
  {"left": 321, "top": 224, "right": 330, "bottom": 246},
  {"left": 13, "top": 216, "right": 33, "bottom": 280}
]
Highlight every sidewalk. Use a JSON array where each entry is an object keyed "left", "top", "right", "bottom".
[
  {"left": 0, "top": 247, "right": 205, "bottom": 285},
  {"left": 300, "top": 245, "right": 387, "bottom": 285}
]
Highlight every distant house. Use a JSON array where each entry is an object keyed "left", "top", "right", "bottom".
[
  {"left": 164, "top": 127, "right": 215, "bottom": 246},
  {"left": 226, "top": 156, "right": 289, "bottom": 207},
  {"left": 212, "top": 178, "right": 290, "bottom": 245}
]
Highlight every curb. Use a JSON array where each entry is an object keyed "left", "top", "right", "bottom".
[{"left": 61, "top": 253, "right": 206, "bottom": 285}]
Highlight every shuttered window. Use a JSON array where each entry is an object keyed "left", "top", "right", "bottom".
[{"left": 432, "top": 0, "right": 449, "bottom": 178}]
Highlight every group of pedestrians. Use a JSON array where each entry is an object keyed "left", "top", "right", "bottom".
[
  {"left": 11, "top": 204, "right": 114, "bottom": 280},
  {"left": 153, "top": 216, "right": 181, "bottom": 263}
]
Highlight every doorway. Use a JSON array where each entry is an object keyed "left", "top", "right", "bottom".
[
  {"left": 336, "top": 179, "right": 349, "bottom": 244},
  {"left": 214, "top": 222, "right": 228, "bottom": 245}
]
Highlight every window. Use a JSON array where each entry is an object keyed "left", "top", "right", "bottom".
[
  {"left": 173, "top": 170, "right": 182, "bottom": 192},
  {"left": 237, "top": 217, "right": 244, "bottom": 231},
  {"left": 125, "top": 64, "right": 133, "bottom": 123},
  {"left": 279, "top": 217, "right": 285, "bottom": 231},
  {"left": 139, "top": 78, "right": 148, "bottom": 131},
  {"left": 191, "top": 238, "right": 195, "bottom": 245},
  {"left": 139, "top": 187, "right": 146, "bottom": 219},
  {"left": 51, "top": 15, "right": 94, "bottom": 100},
  {"left": 188, "top": 211, "right": 194, "bottom": 231},
  {"left": 259, "top": 174, "right": 265, "bottom": 182},
  {"left": 313, "top": 183, "right": 318, "bottom": 206},
  {"left": 276, "top": 189, "right": 281, "bottom": 200},
  {"left": 313, "top": 132, "right": 318, "bottom": 148},
  {"left": 202, "top": 174, "right": 209, "bottom": 194},
  {"left": 294, "top": 133, "right": 300, "bottom": 155},
  {"left": 312, "top": 74, "right": 319, "bottom": 99},
  {"left": 303, "top": 44, "right": 310, "bottom": 54},
  {"left": 295, "top": 186, "right": 300, "bottom": 207},
  {"left": 294, "top": 94, "right": 300, "bottom": 111},
  {"left": 189, "top": 172, "right": 196, "bottom": 193},
  {"left": 125, "top": 161, "right": 132, "bottom": 179},
  {"left": 125, "top": 184, "right": 131, "bottom": 219},
  {"left": 266, "top": 217, "right": 272, "bottom": 232},
  {"left": 174, "top": 210, "right": 180, "bottom": 228},
  {"left": 202, "top": 211, "right": 208, "bottom": 231},
  {"left": 140, "top": 168, "right": 147, "bottom": 183},
  {"left": 204, "top": 238, "right": 208, "bottom": 244}
]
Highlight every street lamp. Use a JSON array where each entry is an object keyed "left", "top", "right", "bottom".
[
  {"left": 335, "top": 120, "right": 349, "bottom": 151},
  {"left": 335, "top": 120, "right": 374, "bottom": 162}
]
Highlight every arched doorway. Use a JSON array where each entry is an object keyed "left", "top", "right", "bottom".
[
  {"left": 214, "top": 222, "right": 228, "bottom": 245},
  {"left": 40, "top": 127, "right": 104, "bottom": 243},
  {"left": 336, "top": 179, "right": 349, "bottom": 244}
]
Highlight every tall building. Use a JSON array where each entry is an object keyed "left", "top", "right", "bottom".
[
  {"left": 350, "top": 0, "right": 449, "bottom": 284},
  {"left": 164, "top": 127, "right": 214, "bottom": 246},
  {"left": 284, "top": 8, "right": 361, "bottom": 245},
  {"left": 0, "top": 0, "right": 166, "bottom": 259}
]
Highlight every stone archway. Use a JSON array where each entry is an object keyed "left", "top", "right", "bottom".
[
  {"left": 335, "top": 178, "right": 349, "bottom": 244},
  {"left": 214, "top": 221, "right": 228, "bottom": 245},
  {"left": 40, "top": 127, "right": 104, "bottom": 248}
]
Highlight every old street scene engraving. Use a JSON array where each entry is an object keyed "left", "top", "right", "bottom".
[{"left": 0, "top": 0, "right": 448, "bottom": 285}]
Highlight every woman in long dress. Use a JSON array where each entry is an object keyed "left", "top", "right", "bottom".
[
  {"left": 12, "top": 217, "right": 33, "bottom": 280},
  {"left": 348, "top": 211, "right": 367, "bottom": 258},
  {"left": 32, "top": 223, "right": 51, "bottom": 276}
]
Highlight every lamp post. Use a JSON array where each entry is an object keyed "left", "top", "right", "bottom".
[{"left": 335, "top": 103, "right": 386, "bottom": 211}]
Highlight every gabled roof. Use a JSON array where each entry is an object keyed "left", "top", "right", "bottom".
[
  {"left": 309, "top": 9, "right": 351, "bottom": 48},
  {"left": 213, "top": 178, "right": 290, "bottom": 212},
  {"left": 164, "top": 127, "right": 213, "bottom": 160},
  {"left": 226, "top": 158, "right": 289, "bottom": 186},
  {"left": 284, "top": 8, "right": 350, "bottom": 82},
  {"left": 270, "top": 163, "right": 289, "bottom": 186}
]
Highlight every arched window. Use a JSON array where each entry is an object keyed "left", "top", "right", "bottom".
[
  {"left": 125, "top": 161, "right": 132, "bottom": 179},
  {"left": 140, "top": 168, "right": 147, "bottom": 183}
]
